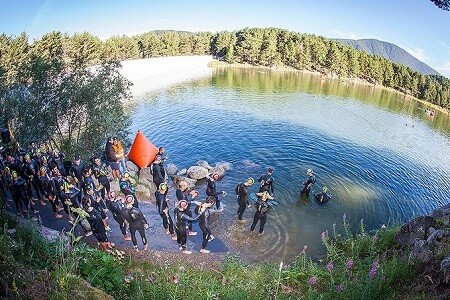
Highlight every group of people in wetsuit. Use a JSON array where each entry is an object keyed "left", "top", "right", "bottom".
[{"left": 0, "top": 139, "right": 333, "bottom": 255}]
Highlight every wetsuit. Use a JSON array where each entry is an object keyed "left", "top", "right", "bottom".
[
  {"left": 155, "top": 189, "right": 174, "bottom": 234},
  {"left": 258, "top": 173, "right": 274, "bottom": 195},
  {"left": 69, "top": 160, "right": 85, "bottom": 192},
  {"left": 22, "top": 158, "right": 42, "bottom": 200},
  {"left": 314, "top": 191, "right": 332, "bottom": 203},
  {"left": 49, "top": 153, "right": 67, "bottom": 177},
  {"left": 301, "top": 175, "right": 316, "bottom": 196},
  {"left": 176, "top": 188, "right": 195, "bottom": 230},
  {"left": 250, "top": 199, "right": 270, "bottom": 233},
  {"left": 108, "top": 198, "right": 127, "bottom": 237},
  {"left": 206, "top": 178, "right": 222, "bottom": 209},
  {"left": 124, "top": 206, "right": 148, "bottom": 248},
  {"left": 195, "top": 205, "right": 212, "bottom": 250},
  {"left": 11, "top": 177, "right": 31, "bottom": 213},
  {"left": 174, "top": 207, "right": 202, "bottom": 250},
  {"left": 236, "top": 183, "right": 250, "bottom": 220},
  {"left": 151, "top": 163, "right": 165, "bottom": 189},
  {"left": 119, "top": 179, "right": 138, "bottom": 207},
  {"left": 92, "top": 161, "right": 111, "bottom": 199},
  {"left": 86, "top": 207, "right": 108, "bottom": 243}
]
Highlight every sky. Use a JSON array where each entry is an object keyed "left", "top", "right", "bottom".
[{"left": 1, "top": 0, "right": 450, "bottom": 77}]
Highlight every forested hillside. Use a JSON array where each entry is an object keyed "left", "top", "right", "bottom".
[
  {"left": 1, "top": 28, "right": 449, "bottom": 110},
  {"left": 336, "top": 38, "right": 440, "bottom": 76}
]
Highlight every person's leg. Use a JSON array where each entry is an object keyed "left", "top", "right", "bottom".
[
  {"left": 250, "top": 212, "right": 260, "bottom": 232},
  {"left": 259, "top": 214, "right": 267, "bottom": 234},
  {"left": 137, "top": 226, "right": 147, "bottom": 250},
  {"left": 130, "top": 227, "right": 138, "bottom": 249}
]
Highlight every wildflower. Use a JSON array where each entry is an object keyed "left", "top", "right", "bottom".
[
  {"left": 336, "top": 283, "right": 345, "bottom": 292},
  {"left": 345, "top": 258, "right": 354, "bottom": 270},
  {"left": 360, "top": 218, "right": 364, "bottom": 225},
  {"left": 343, "top": 213, "right": 347, "bottom": 223},
  {"left": 301, "top": 245, "right": 308, "bottom": 254},
  {"left": 326, "top": 261, "right": 334, "bottom": 272},
  {"left": 279, "top": 261, "right": 284, "bottom": 272},
  {"left": 368, "top": 259, "right": 379, "bottom": 278},
  {"left": 321, "top": 231, "right": 326, "bottom": 241},
  {"left": 308, "top": 276, "right": 318, "bottom": 286},
  {"left": 172, "top": 274, "right": 180, "bottom": 284}
]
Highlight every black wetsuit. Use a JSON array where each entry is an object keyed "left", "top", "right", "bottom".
[
  {"left": 119, "top": 179, "right": 138, "bottom": 207},
  {"left": 195, "top": 205, "right": 212, "bottom": 249},
  {"left": 108, "top": 199, "right": 127, "bottom": 236},
  {"left": 92, "top": 161, "right": 110, "bottom": 199},
  {"left": 49, "top": 154, "right": 67, "bottom": 177},
  {"left": 176, "top": 188, "right": 195, "bottom": 231},
  {"left": 151, "top": 163, "right": 165, "bottom": 189},
  {"left": 124, "top": 206, "right": 148, "bottom": 248},
  {"left": 258, "top": 173, "right": 274, "bottom": 195},
  {"left": 22, "top": 159, "right": 42, "bottom": 200},
  {"left": 236, "top": 183, "right": 250, "bottom": 220},
  {"left": 206, "top": 178, "right": 222, "bottom": 209},
  {"left": 250, "top": 200, "right": 270, "bottom": 233},
  {"left": 314, "top": 192, "right": 332, "bottom": 203},
  {"left": 11, "top": 177, "right": 31, "bottom": 213},
  {"left": 86, "top": 207, "right": 108, "bottom": 243},
  {"left": 69, "top": 160, "right": 85, "bottom": 192},
  {"left": 301, "top": 175, "right": 316, "bottom": 196},
  {"left": 155, "top": 189, "right": 174, "bottom": 234},
  {"left": 174, "top": 207, "right": 201, "bottom": 250}
]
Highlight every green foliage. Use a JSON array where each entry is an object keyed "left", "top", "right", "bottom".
[{"left": 77, "top": 247, "right": 124, "bottom": 293}]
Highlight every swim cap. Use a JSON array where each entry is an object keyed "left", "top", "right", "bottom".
[
  {"left": 307, "top": 168, "right": 313, "bottom": 174},
  {"left": 40, "top": 166, "right": 47, "bottom": 173},
  {"left": 125, "top": 195, "right": 135, "bottom": 204},
  {"left": 108, "top": 190, "right": 116, "bottom": 198},
  {"left": 11, "top": 171, "right": 18, "bottom": 179},
  {"left": 123, "top": 171, "right": 131, "bottom": 178},
  {"left": 159, "top": 183, "right": 168, "bottom": 191},
  {"left": 178, "top": 200, "right": 188, "bottom": 208},
  {"left": 212, "top": 173, "right": 219, "bottom": 179},
  {"left": 246, "top": 177, "right": 255, "bottom": 185},
  {"left": 322, "top": 186, "right": 328, "bottom": 193}
]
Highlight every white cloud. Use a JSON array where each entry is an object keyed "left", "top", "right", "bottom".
[
  {"left": 330, "top": 30, "right": 360, "bottom": 39},
  {"left": 435, "top": 62, "right": 450, "bottom": 78}
]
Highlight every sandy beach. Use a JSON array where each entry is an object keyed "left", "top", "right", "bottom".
[{"left": 119, "top": 55, "right": 213, "bottom": 96}]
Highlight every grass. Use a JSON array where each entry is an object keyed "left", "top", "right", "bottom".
[{"left": 0, "top": 200, "right": 419, "bottom": 299}]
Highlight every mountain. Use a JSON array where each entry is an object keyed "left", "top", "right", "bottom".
[{"left": 335, "top": 38, "right": 440, "bottom": 76}]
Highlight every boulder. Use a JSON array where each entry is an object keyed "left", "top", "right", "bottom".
[
  {"left": 441, "top": 256, "right": 450, "bottom": 284},
  {"left": 126, "top": 160, "right": 140, "bottom": 172},
  {"left": 187, "top": 166, "right": 209, "bottom": 180},
  {"left": 138, "top": 168, "right": 153, "bottom": 182},
  {"left": 409, "top": 239, "right": 432, "bottom": 262},
  {"left": 171, "top": 175, "right": 197, "bottom": 189},
  {"left": 431, "top": 203, "right": 450, "bottom": 218},
  {"left": 165, "top": 163, "right": 178, "bottom": 176},
  {"left": 177, "top": 168, "right": 187, "bottom": 176},
  {"left": 426, "top": 229, "right": 450, "bottom": 245},
  {"left": 394, "top": 216, "right": 436, "bottom": 246},
  {"left": 197, "top": 160, "right": 213, "bottom": 171}
]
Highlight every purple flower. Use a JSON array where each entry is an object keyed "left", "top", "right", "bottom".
[
  {"left": 336, "top": 283, "right": 345, "bottom": 292},
  {"left": 321, "top": 231, "right": 327, "bottom": 241},
  {"left": 172, "top": 274, "right": 180, "bottom": 284},
  {"left": 343, "top": 213, "right": 347, "bottom": 223},
  {"left": 308, "top": 276, "right": 318, "bottom": 286},
  {"left": 326, "top": 261, "right": 334, "bottom": 272},
  {"left": 345, "top": 258, "right": 354, "bottom": 270},
  {"left": 301, "top": 245, "right": 308, "bottom": 255},
  {"left": 368, "top": 259, "right": 379, "bottom": 278}
]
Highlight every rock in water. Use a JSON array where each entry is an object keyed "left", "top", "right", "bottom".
[
  {"left": 165, "top": 163, "right": 178, "bottom": 176},
  {"left": 394, "top": 216, "right": 435, "bottom": 246},
  {"left": 177, "top": 168, "right": 187, "bottom": 176},
  {"left": 187, "top": 166, "right": 209, "bottom": 180},
  {"left": 197, "top": 160, "right": 213, "bottom": 171},
  {"left": 171, "top": 175, "right": 197, "bottom": 189}
]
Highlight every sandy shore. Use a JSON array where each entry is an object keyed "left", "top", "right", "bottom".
[{"left": 119, "top": 55, "right": 213, "bottom": 96}]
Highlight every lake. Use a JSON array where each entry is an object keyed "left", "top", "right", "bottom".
[{"left": 129, "top": 67, "right": 450, "bottom": 263}]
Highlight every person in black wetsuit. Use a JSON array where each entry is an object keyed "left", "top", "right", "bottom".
[
  {"left": 258, "top": 167, "right": 274, "bottom": 196},
  {"left": 155, "top": 183, "right": 176, "bottom": 240},
  {"left": 250, "top": 191, "right": 274, "bottom": 235},
  {"left": 11, "top": 171, "right": 39, "bottom": 218},
  {"left": 301, "top": 168, "right": 316, "bottom": 196},
  {"left": 107, "top": 190, "right": 130, "bottom": 241},
  {"left": 69, "top": 155, "right": 85, "bottom": 203},
  {"left": 176, "top": 180, "right": 199, "bottom": 236},
  {"left": 174, "top": 199, "right": 205, "bottom": 254},
  {"left": 195, "top": 196, "right": 216, "bottom": 254},
  {"left": 123, "top": 194, "right": 148, "bottom": 252},
  {"left": 314, "top": 186, "right": 332, "bottom": 203},
  {"left": 206, "top": 173, "right": 225, "bottom": 210},
  {"left": 83, "top": 196, "right": 114, "bottom": 252},
  {"left": 235, "top": 177, "right": 254, "bottom": 223},
  {"left": 92, "top": 155, "right": 111, "bottom": 200},
  {"left": 151, "top": 155, "right": 166, "bottom": 190},
  {"left": 119, "top": 171, "right": 138, "bottom": 207}
]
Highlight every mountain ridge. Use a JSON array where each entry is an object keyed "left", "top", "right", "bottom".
[{"left": 335, "top": 38, "right": 440, "bottom": 76}]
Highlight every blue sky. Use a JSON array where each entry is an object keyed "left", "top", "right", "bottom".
[{"left": 1, "top": 0, "right": 450, "bottom": 77}]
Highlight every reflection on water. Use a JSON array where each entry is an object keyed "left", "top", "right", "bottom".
[{"left": 129, "top": 67, "right": 450, "bottom": 263}]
